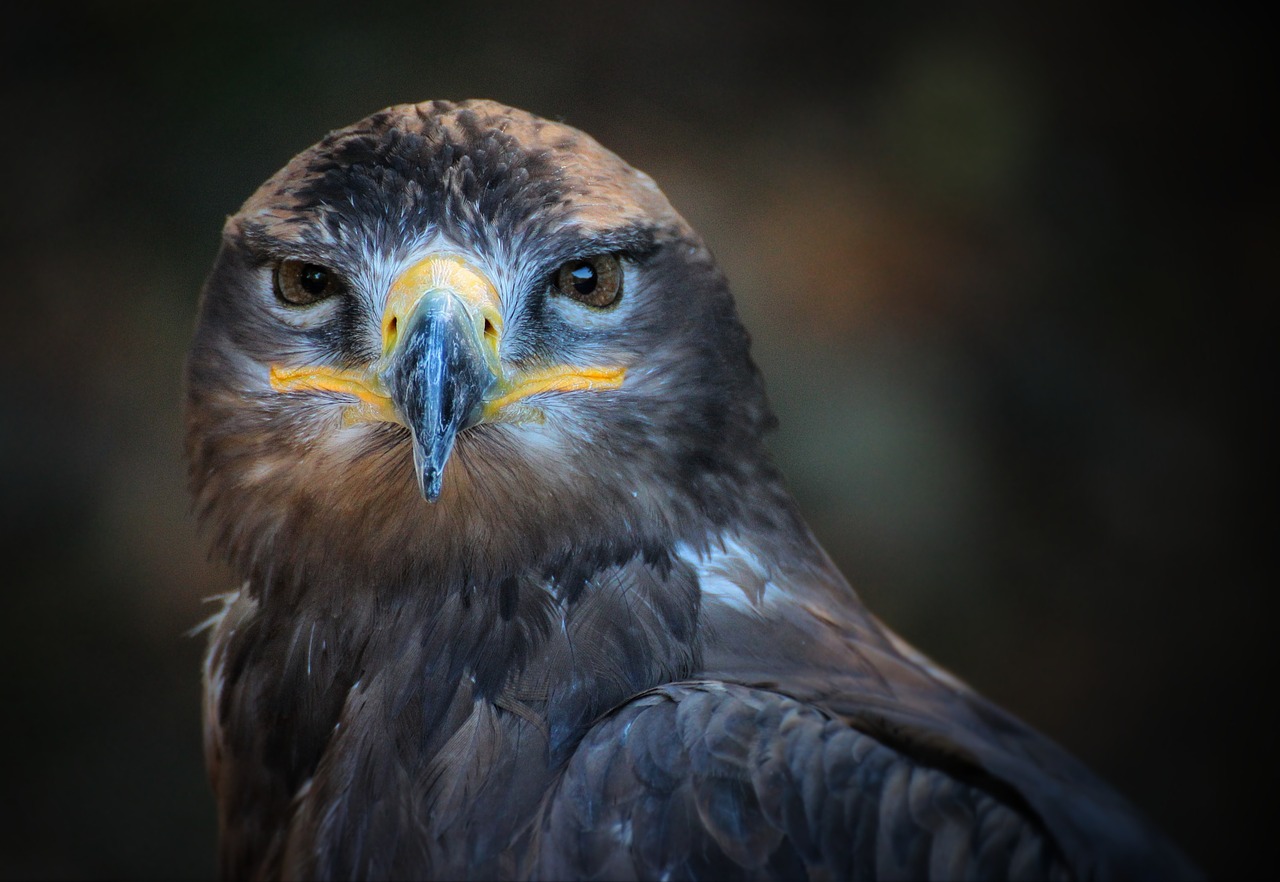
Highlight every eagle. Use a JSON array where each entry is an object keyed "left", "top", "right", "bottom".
[{"left": 185, "top": 99, "right": 1198, "bottom": 881}]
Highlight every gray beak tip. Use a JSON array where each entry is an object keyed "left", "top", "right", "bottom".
[{"left": 418, "top": 463, "right": 445, "bottom": 503}]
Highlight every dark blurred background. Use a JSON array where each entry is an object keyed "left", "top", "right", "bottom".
[{"left": 0, "top": 2, "right": 1267, "bottom": 878}]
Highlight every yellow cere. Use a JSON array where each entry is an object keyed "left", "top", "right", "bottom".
[{"left": 382, "top": 253, "right": 503, "bottom": 358}]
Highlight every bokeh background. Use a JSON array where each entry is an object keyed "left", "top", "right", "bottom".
[{"left": 1, "top": 3, "right": 1267, "bottom": 878}]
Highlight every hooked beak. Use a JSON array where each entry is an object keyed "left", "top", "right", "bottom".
[
  {"left": 268, "top": 253, "right": 627, "bottom": 502},
  {"left": 381, "top": 287, "right": 496, "bottom": 501}
]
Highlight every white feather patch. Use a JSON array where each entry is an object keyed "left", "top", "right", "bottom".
[
  {"left": 675, "top": 535, "right": 775, "bottom": 614},
  {"left": 201, "top": 585, "right": 256, "bottom": 772}
]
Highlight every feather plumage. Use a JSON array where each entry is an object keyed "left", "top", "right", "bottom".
[{"left": 186, "top": 100, "right": 1199, "bottom": 880}]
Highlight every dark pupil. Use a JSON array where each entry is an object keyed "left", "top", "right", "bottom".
[
  {"left": 299, "top": 264, "right": 329, "bottom": 295},
  {"left": 569, "top": 262, "right": 597, "bottom": 295}
]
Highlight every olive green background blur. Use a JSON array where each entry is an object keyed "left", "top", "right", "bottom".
[{"left": 1, "top": 3, "right": 1267, "bottom": 879}]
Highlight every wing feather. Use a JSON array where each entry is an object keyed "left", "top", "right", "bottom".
[{"left": 533, "top": 681, "right": 1068, "bottom": 880}]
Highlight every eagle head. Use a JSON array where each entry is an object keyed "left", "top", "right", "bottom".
[{"left": 185, "top": 99, "right": 791, "bottom": 598}]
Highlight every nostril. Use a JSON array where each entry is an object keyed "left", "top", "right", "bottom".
[{"left": 484, "top": 318, "right": 497, "bottom": 345}]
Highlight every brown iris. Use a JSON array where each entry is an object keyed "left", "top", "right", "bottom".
[
  {"left": 276, "top": 259, "right": 341, "bottom": 306},
  {"left": 554, "top": 255, "right": 622, "bottom": 308}
]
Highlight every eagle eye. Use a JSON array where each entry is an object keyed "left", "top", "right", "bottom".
[
  {"left": 275, "top": 259, "right": 341, "bottom": 306},
  {"left": 554, "top": 255, "right": 622, "bottom": 308}
]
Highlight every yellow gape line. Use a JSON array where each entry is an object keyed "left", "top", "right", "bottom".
[
  {"left": 268, "top": 364, "right": 397, "bottom": 425},
  {"left": 483, "top": 365, "right": 627, "bottom": 421}
]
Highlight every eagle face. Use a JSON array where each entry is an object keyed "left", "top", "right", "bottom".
[
  {"left": 187, "top": 99, "right": 782, "bottom": 597},
  {"left": 187, "top": 100, "right": 1198, "bottom": 882}
]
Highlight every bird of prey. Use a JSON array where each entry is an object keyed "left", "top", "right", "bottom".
[{"left": 185, "top": 99, "right": 1198, "bottom": 881}]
